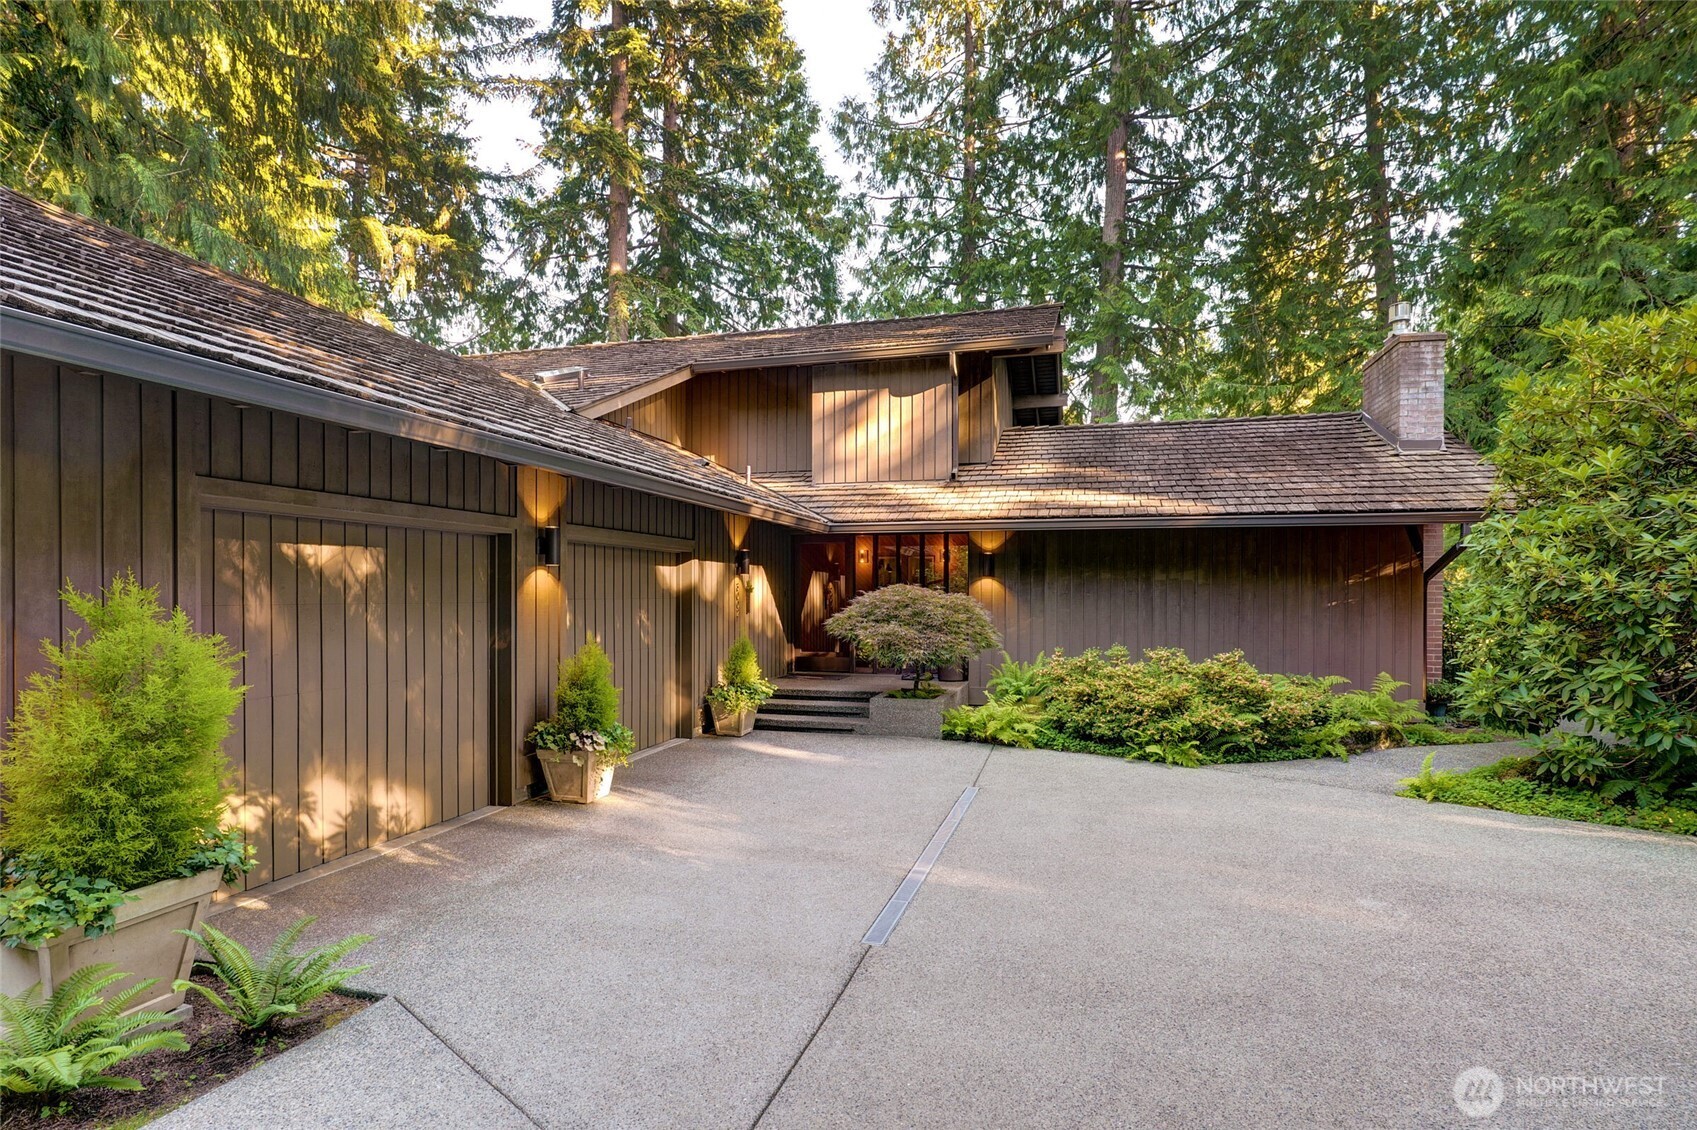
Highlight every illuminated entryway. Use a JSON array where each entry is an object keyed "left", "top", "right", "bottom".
[{"left": 793, "top": 533, "right": 971, "bottom": 672}]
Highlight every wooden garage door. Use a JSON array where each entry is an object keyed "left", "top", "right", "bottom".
[
  {"left": 562, "top": 542, "right": 687, "bottom": 750},
  {"left": 206, "top": 512, "right": 494, "bottom": 889}
]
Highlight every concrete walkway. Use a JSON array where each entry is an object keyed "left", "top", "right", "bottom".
[{"left": 158, "top": 737, "right": 1697, "bottom": 1129}]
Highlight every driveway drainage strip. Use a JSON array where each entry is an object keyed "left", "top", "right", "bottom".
[{"left": 862, "top": 786, "right": 980, "bottom": 945}]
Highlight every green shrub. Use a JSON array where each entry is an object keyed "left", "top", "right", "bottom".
[
  {"left": 705, "top": 634, "right": 775, "bottom": 715},
  {"left": 1037, "top": 646, "right": 1348, "bottom": 764},
  {"left": 175, "top": 916, "right": 373, "bottom": 1032},
  {"left": 825, "top": 585, "right": 1000, "bottom": 690},
  {"left": 1400, "top": 754, "right": 1697, "bottom": 836},
  {"left": 0, "top": 965, "right": 188, "bottom": 1095},
  {"left": 1450, "top": 307, "right": 1697, "bottom": 791},
  {"left": 0, "top": 577, "right": 246, "bottom": 893},
  {"left": 941, "top": 699, "right": 1045, "bottom": 748},
  {"left": 529, "top": 639, "right": 633, "bottom": 766}
]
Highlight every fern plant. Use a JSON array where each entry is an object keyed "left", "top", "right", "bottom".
[
  {"left": 0, "top": 965, "right": 187, "bottom": 1095},
  {"left": 174, "top": 916, "right": 373, "bottom": 1031}
]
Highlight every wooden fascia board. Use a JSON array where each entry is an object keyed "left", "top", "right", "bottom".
[
  {"left": 563, "top": 523, "right": 695, "bottom": 555},
  {"left": 5, "top": 307, "right": 828, "bottom": 532},
  {"left": 576, "top": 364, "right": 694, "bottom": 419}
]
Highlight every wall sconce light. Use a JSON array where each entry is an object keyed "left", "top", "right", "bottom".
[
  {"left": 982, "top": 551, "right": 995, "bottom": 578},
  {"left": 537, "top": 525, "right": 562, "bottom": 568},
  {"left": 734, "top": 547, "right": 751, "bottom": 576}
]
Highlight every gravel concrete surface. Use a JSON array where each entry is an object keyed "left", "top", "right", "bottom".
[{"left": 163, "top": 737, "right": 1697, "bottom": 1129}]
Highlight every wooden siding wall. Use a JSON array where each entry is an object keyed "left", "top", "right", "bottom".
[
  {"left": 812, "top": 357, "right": 954, "bottom": 484},
  {"left": 206, "top": 515, "right": 494, "bottom": 887},
  {"left": 689, "top": 367, "right": 811, "bottom": 474},
  {"left": 969, "top": 526, "right": 1426, "bottom": 701},
  {"left": 4, "top": 351, "right": 801, "bottom": 866},
  {"left": 625, "top": 384, "right": 687, "bottom": 447},
  {"left": 956, "top": 352, "right": 1001, "bottom": 465}
]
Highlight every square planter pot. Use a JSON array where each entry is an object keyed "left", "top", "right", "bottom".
[
  {"left": 863, "top": 684, "right": 966, "bottom": 738},
  {"left": 1, "top": 867, "right": 225, "bottom": 1019},
  {"left": 535, "top": 748, "right": 615, "bottom": 804},
  {"left": 710, "top": 703, "right": 757, "bottom": 737}
]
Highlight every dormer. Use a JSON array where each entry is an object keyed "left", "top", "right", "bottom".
[{"left": 478, "top": 305, "right": 1067, "bottom": 485}]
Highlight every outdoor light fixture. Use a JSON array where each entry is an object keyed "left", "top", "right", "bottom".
[
  {"left": 537, "top": 525, "right": 562, "bottom": 568},
  {"left": 735, "top": 547, "right": 751, "bottom": 576},
  {"left": 983, "top": 551, "right": 996, "bottom": 578}
]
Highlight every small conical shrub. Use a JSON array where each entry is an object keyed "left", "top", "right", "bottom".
[
  {"left": 723, "top": 634, "right": 765, "bottom": 690},
  {"left": 555, "top": 639, "right": 620, "bottom": 736},
  {"left": 0, "top": 576, "right": 245, "bottom": 891}
]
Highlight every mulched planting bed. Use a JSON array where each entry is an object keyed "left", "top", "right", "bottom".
[{"left": 2, "top": 971, "right": 371, "bottom": 1130}]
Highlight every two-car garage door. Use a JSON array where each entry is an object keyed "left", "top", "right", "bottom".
[{"left": 205, "top": 511, "right": 495, "bottom": 889}]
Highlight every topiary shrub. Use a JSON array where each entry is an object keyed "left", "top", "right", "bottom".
[
  {"left": 529, "top": 638, "right": 634, "bottom": 766},
  {"left": 0, "top": 577, "right": 245, "bottom": 894},
  {"left": 705, "top": 634, "right": 775, "bottom": 716},
  {"left": 825, "top": 584, "right": 1000, "bottom": 691}
]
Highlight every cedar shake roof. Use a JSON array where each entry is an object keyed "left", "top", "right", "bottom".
[
  {"left": 0, "top": 188, "right": 824, "bottom": 526},
  {"left": 760, "top": 413, "right": 1495, "bottom": 527},
  {"left": 477, "top": 304, "right": 1065, "bottom": 409}
]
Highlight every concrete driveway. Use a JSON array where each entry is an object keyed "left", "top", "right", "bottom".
[{"left": 158, "top": 736, "right": 1697, "bottom": 1130}]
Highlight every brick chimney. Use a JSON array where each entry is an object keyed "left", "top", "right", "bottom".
[{"left": 1361, "top": 302, "right": 1446, "bottom": 453}]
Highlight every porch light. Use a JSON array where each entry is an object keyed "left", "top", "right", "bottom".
[
  {"left": 537, "top": 525, "right": 562, "bottom": 568},
  {"left": 735, "top": 547, "right": 751, "bottom": 576},
  {"left": 982, "top": 550, "right": 995, "bottom": 578}
]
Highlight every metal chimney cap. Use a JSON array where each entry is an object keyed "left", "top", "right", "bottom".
[{"left": 1388, "top": 300, "right": 1413, "bottom": 336}]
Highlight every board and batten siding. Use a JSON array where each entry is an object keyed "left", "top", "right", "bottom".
[
  {"left": 812, "top": 357, "right": 954, "bottom": 483},
  {"left": 969, "top": 526, "right": 1427, "bottom": 701},
  {"left": 956, "top": 353, "right": 1006, "bottom": 465},
  {"left": 3, "top": 349, "right": 798, "bottom": 891},
  {"left": 626, "top": 367, "right": 810, "bottom": 475}
]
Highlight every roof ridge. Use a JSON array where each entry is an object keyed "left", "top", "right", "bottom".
[
  {"left": 1004, "top": 410, "right": 1367, "bottom": 436},
  {"left": 471, "top": 302, "right": 1064, "bottom": 360}
]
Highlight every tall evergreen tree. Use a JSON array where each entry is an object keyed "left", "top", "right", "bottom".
[
  {"left": 1435, "top": 0, "right": 1697, "bottom": 450},
  {"left": 0, "top": 0, "right": 511, "bottom": 341},
  {"left": 493, "top": 0, "right": 847, "bottom": 347}
]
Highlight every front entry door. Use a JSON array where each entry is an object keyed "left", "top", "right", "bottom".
[{"left": 795, "top": 539, "right": 852, "bottom": 671}]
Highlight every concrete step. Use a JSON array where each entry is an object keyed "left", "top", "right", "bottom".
[
  {"left": 752, "top": 712, "right": 862, "bottom": 734},
  {"left": 768, "top": 686, "right": 880, "bottom": 703},
  {"left": 760, "top": 698, "right": 870, "bottom": 719}
]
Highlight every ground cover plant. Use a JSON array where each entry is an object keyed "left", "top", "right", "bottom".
[
  {"left": 1401, "top": 755, "right": 1697, "bottom": 837},
  {"left": 176, "top": 916, "right": 373, "bottom": 1032},
  {"left": 943, "top": 648, "right": 1508, "bottom": 764},
  {"left": 0, "top": 966, "right": 187, "bottom": 1097}
]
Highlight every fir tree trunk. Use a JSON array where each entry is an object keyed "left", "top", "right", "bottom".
[
  {"left": 958, "top": 9, "right": 979, "bottom": 303},
  {"left": 607, "top": 0, "right": 632, "bottom": 342},
  {"left": 658, "top": 91, "right": 683, "bottom": 337},
  {"left": 1362, "top": 28, "right": 1397, "bottom": 327},
  {"left": 1094, "top": 0, "right": 1132, "bottom": 422}
]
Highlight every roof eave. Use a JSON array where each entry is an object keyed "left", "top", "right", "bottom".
[
  {"left": 817, "top": 510, "right": 1487, "bottom": 534},
  {"left": 4, "top": 307, "right": 829, "bottom": 533}
]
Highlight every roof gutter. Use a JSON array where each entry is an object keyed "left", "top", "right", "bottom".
[
  {"left": 820, "top": 511, "right": 1488, "bottom": 534},
  {"left": 3, "top": 308, "right": 829, "bottom": 532}
]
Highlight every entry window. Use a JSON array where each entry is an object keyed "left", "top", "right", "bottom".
[
  {"left": 948, "top": 534, "right": 969, "bottom": 592},
  {"left": 921, "top": 535, "right": 947, "bottom": 590},
  {"left": 899, "top": 534, "right": 922, "bottom": 585},
  {"left": 860, "top": 533, "right": 971, "bottom": 593}
]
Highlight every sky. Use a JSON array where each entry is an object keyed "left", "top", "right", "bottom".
[{"left": 461, "top": 1, "right": 887, "bottom": 185}]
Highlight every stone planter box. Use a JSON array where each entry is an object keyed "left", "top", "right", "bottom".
[
  {"left": 1, "top": 867, "right": 225, "bottom": 1019},
  {"left": 863, "top": 684, "right": 966, "bottom": 738},
  {"left": 710, "top": 703, "right": 757, "bottom": 737},
  {"left": 536, "top": 747, "right": 615, "bottom": 804}
]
